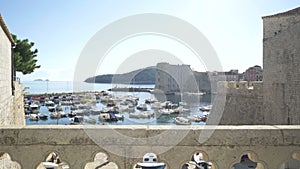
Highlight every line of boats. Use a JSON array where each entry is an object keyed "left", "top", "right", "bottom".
[{"left": 24, "top": 91, "right": 212, "bottom": 125}]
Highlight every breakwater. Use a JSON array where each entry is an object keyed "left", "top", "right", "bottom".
[{"left": 108, "top": 87, "right": 153, "bottom": 93}]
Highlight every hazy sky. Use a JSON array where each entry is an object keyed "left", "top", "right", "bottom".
[{"left": 1, "top": 1, "right": 299, "bottom": 81}]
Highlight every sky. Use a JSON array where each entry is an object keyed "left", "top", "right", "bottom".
[{"left": 0, "top": 0, "right": 299, "bottom": 81}]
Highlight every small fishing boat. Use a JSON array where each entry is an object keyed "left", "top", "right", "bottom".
[
  {"left": 199, "top": 105, "right": 212, "bottom": 112},
  {"left": 29, "top": 104, "right": 39, "bottom": 114},
  {"left": 173, "top": 106, "right": 191, "bottom": 114},
  {"left": 70, "top": 116, "right": 84, "bottom": 125},
  {"left": 38, "top": 113, "right": 48, "bottom": 120},
  {"left": 56, "top": 105, "right": 63, "bottom": 111},
  {"left": 157, "top": 109, "right": 174, "bottom": 115},
  {"left": 145, "top": 98, "right": 157, "bottom": 104},
  {"left": 137, "top": 103, "right": 147, "bottom": 111},
  {"left": 199, "top": 115, "right": 208, "bottom": 122},
  {"left": 48, "top": 106, "right": 56, "bottom": 112},
  {"left": 174, "top": 117, "right": 191, "bottom": 125},
  {"left": 72, "top": 109, "right": 89, "bottom": 116},
  {"left": 137, "top": 153, "right": 166, "bottom": 169},
  {"left": 58, "top": 111, "right": 67, "bottom": 118},
  {"left": 129, "top": 111, "right": 154, "bottom": 119},
  {"left": 45, "top": 100, "right": 55, "bottom": 107},
  {"left": 68, "top": 111, "right": 76, "bottom": 117},
  {"left": 29, "top": 114, "right": 39, "bottom": 121},
  {"left": 98, "top": 113, "right": 120, "bottom": 122},
  {"left": 50, "top": 112, "right": 59, "bottom": 119}
]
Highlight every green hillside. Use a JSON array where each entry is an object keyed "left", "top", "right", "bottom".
[{"left": 84, "top": 67, "right": 156, "bottom": 84}]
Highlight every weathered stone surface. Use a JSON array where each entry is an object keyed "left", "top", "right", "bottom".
[
  {"left": 263, "top": 8, "right": 300, "bottom": 124},
  {"left": 0, "top": 126, "right": 299, "bottom": 168},
  {"left": 0, "top": 15, "right": 24, "bottom": 127}
]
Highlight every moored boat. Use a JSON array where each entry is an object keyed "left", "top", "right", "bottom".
[
  {"left": 29, "top": 104, "right": 40, "bottom": 114},
  {"left": 29, "top": 114, "right": 39, "bottom": 121},
  {"left": 174, "top": 117, "right": 191, "bottom": 125},
  {"left": 199, "top": 105, "right": 212, "bottom": 112},
  {"left": 129, "top": 111, "right": 154, "bottom": 119},
  {"left": 70, "top": 116, "right": 84, "bottom": 125},
  {"left": 137, "top": 103, "right": 147, "bottom": 111},
  {"left": 38, "top": 113, "right": 48, "bottom": 120},
  {"left": 50, "top": 112, "right": 59, "bottom": 119}
]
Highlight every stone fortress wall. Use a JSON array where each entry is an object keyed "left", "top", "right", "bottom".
[
  {"left": 262, "top": 7, "right": 300, "bottom": 125},
  {"left": 216, "top": 7, "right": 300, "bottom": 125},
  {"left": 217, "top": 81, "right": 264, "bottom": 125},
  {"left": 0, "top": 14, "right": 24, "bottom": 126}
]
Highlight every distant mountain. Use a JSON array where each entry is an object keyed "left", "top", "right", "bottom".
[{"left": 85, "top": 67, "right": 156, "bottom": 84}]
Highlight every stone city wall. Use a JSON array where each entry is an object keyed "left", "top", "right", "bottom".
[
  {"left": 263, "top": 10, "right": 300, "bottom": 124},
  {"left": 0, "top": 21, "right": 13, "bottom": 126},
  {"left": 215, "top": 81, "right": 264, "bottom": 125}
]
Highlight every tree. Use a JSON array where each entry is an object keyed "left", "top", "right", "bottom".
[{"left": 12, "top": 34, "right": 40, "bottom": 75}]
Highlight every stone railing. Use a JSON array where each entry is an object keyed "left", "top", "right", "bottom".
[{"left": 0, "top": 125, "right": 299, "bottom": 169}]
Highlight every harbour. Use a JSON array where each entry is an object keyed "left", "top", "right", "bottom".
[{"left": 23, "top": 81, "right": 211, "bottom": 126}]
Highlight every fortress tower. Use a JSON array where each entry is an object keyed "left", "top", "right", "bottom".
[
  {"left": 217, "top": 7, "right": 300, "bottom": 125},
  {"left": 262, "top": 7, "right": 300, "bottom": 124}
]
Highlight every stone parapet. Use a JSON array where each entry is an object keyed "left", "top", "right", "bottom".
[
  {"left": 215, "top": 81, "right": 263, "bottom": 125},
  {"left": 217, "top": 81, "right": 263, "bottom": 96},
  {"left": 0, "top": 125, "right": 299, "bottom": 169}
]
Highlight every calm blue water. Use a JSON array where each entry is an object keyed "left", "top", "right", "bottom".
[{"left": 23, "top": 81, "right": 208, "bottom": 125}]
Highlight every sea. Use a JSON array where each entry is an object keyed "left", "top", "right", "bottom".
[{"left": 23, "top": 81, "right": 209, "bottom": 126}]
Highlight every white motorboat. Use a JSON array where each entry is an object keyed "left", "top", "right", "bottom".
[
  {"left": 29, "top": 114, "right": 38, "bottom": 121},
  {"left": 129, "top": 111, "right": 154, "bottom": 119},
  {"left": 58, "top": 111, "right": 67, "bottom": 118},
  {"left": 199, "top": 105, "right": 212, "bottom": 112},
  {"left": 137, "top": 103, "right": 147, "bottom": 111},
  {"left": 173, "top": 106, "right": 191, "bottom": 114},
  {"left": 157, "top": 109, "right": 174, "bottom": 115},
  {"left": 45, "top": 100, "right": 55, "bottom": 107},
  {"left": 174, "top": 117, "right": 191, "bottom": 125},
  {"left": 48, "top": 106, "right": 56, "bottom": 112},
  {"left": 70, "top": 116, "right": 84, "bottom": 125},
  {"left": 50, "top": 112, "right": 59, "bottom": 119},
  {"left": 38, "top": 113, "right": 48, "bottom": 120},
  {"left": 29, "top": 104, "right": 39, "bottom": 114}
]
